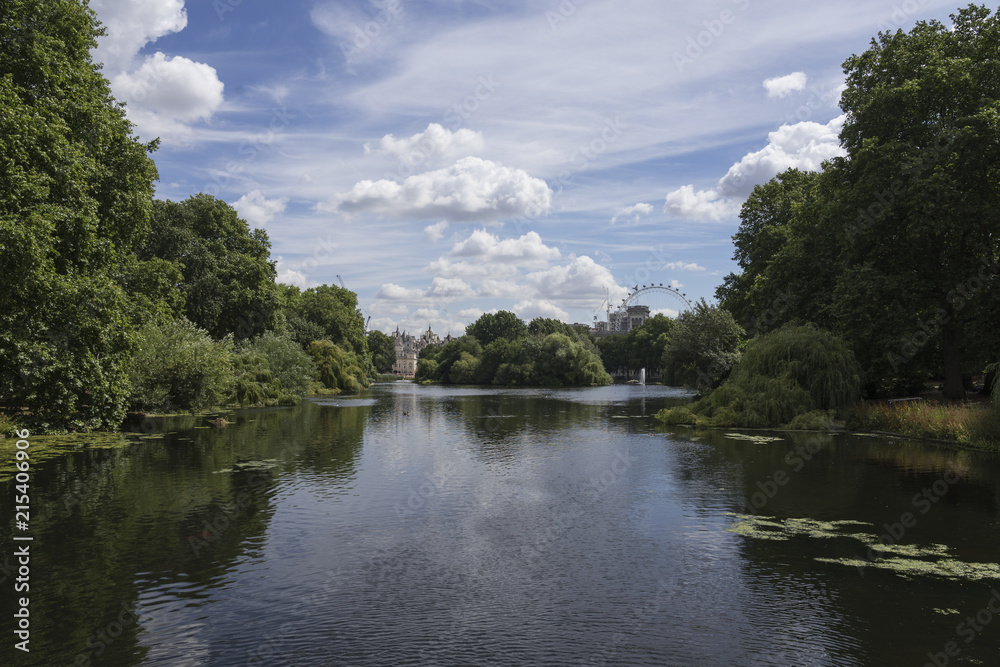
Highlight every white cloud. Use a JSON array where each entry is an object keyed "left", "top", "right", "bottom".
[
  {"left": 764, "top": 72, "right": 808, "bottom": 99},
  {"left": 449, "top": 230, "right": 560, "bottom": 267},
  {"left": 366, "top": 123, "right": 485, "bottom": 167},
  {"left": 611, "top": 202, "right": 654, "bottom": 225},
  {"left": 111, "top": 53, "right": 225, "bottom": 140},
  {"left": 424, "top": 221, "right": 450, "bottom": 242},
  {"left": 376, "top": 283, "right": 427, "bottom": 301},
  {"left": 513, "top": 299, "right": 570, "bottom": 322},
  {"left": 665, "top": 115, "right": 846, "bottom": 220},
  {"left": 426, "top": 277, "right": 477, "bottom": 299},
  {"left": 525, "top": 256, "right": 626, "bottom": 309},
  {"left": 233, "top": 190, "right": 288, "bottom": 228},
  {"left": 664, "top": 185, "right": 740, "bottom": 222},
  {"left": 717, "top": 115, "right": 846, "bottom": 197},
  {"left": 274, "top": 258, "right": 310, "bottom": 289},
  {"left": 90, "top": 0, "right": 187, "bottom": 73},
  {"left": 479, "top": 280, "right": 523, "bottom": 298},
  {"left": 337, "top": 157, "right": 553, "bottom": 222},
  {"left": 664, "top": 261, "right": 706, "bottom": 272},
  {"left": 459, "top": 308, "right": 486, "bottom": 320}
]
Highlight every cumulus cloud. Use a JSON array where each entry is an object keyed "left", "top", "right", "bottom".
[
  {"left": 376, "top": 283, "right": 427, "bottom": 301},
  {"left": 717, "top": 115, "right": 846, "bottom": 197},
  {"left": 665, "top": 261, "right": 706, "bottom": 272},
  {"left": 664, "top": 115, "right": 846, "bottom": 221},
  {"left": 274, "top": 258, "right": 310, "bottom": 289},
  {"left": 366, "top": 123, "right": 485, "bottom": 167},
  {"left": 111, "top": 52, "right": 225, "bottom": 140},
  {"left": 337, "top": 157, "right": 553, "bottom": 222},
  {"left": 424, "top": 221, "right": 449, "bottom": 242},
  {"left": 90, "top": 0, "right": 187, "bottom": 73},
  {"left": 764, "top": 72, "right": 808, "bottom": 99},
  {"left": 513, "top": 299, "right": 569, "bottom": 322},
  {"left": 449, "top": 230, "right": 560, "bottom": 267},
  {"left": 664, "top": 185, "right": 740, "bottom": 222},
  {"left": 426, "top": 277, "right": 477, "bottom": 299},
  {"left": 526, "top": 256, "right": 627, "bottom": 309},
  {"left": 611, "top": 202, "right": 654, "bottom": 225},
  {"left": 233, "top": 190, "right": 288, "bottom": 227}
]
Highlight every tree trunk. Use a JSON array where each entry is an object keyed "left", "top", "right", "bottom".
[{"left": 942, "top": 318, "right": 965, "bottom": 400}]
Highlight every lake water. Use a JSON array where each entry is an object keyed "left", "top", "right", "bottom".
[{"left": 3, "top": 382, "right": 1000, "bottom": 666}]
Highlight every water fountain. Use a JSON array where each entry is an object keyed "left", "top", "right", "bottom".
[{"left": 639, "top": 368, "right": 646, "bottom": 386}]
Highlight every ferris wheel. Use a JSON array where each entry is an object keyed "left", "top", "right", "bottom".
[{"left": 617, "top": 283, "right": 693, "bottom": 317}]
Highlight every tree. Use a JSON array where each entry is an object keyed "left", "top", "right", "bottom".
[
  {"left": 283, "top": 284, "right": 368, "bottom": 355},
  {"left": 140, "top": 195, "right": 279, "bottom": 341},
  {"left": 367, "top": 329, "right": 396, "bottom": 374},
  {"left": 466, "top": 311, "right": 527, "bottom": 347},
  {"left": 835, "top": 5, "right": 1000, "bottom": 398},
  {"left": 0, "top": 0, "right": 159, "bottom": 430},
  {"left": 661, "top": 300, "right": 744, "bottom": 392}
]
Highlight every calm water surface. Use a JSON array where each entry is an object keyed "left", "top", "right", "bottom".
[{"left": 2, "top": 383, "right": 1000, "bottom": 666}]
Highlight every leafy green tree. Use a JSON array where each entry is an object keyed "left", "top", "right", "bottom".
[
  {"left": 661, "top": 300, "right": 744, "bottom": 392},
  {"left": 658, "top": 324, "right": 861, "bottom": 429},
  {"left": 535, "top": 333, "right": 612, "bottom": 386},
  {"left": 127, "top": 318, "right": 235, "bottom": 412},
  {"left": 466, "top": 311, "right": 527, "bottom": 347},
  {"left": 283, "top": 284, "right": 368, "bottom": 355},
  {"left": 596, "top": 334, "right": 630, "bottom": 376},
  {"left": 367, "top": 329, "right": 397, "bottom": 374},
  {"left": 243, "top": 330, "right": 317, "bottom": 400},
  {"left": 449, "top": 352, "right": 481, "bottom": 384},
  {"left": 307, "top": 340, "right": 369, "bottom": 393},
  {"left": 0, "top": 0, "right": 159, "bottom": 430},
  {"left": 140, "top": 195, "right": 278, "bottom": 341},
  {"left": 834, "top": 5, "right": 1000, "bottom": 398}
]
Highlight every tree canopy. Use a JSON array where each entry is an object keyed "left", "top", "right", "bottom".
[
  {"left": 0, "top": 0, "right": 158, "bottom": 430},
  {"left": 717, "top": 5, "right": 1000, "bottom": 398}
]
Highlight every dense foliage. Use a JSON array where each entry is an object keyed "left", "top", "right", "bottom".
[
  {"left": 0, "top": 0, "right": 159, "bottom": 430},
  {"left": 660, "top": 300, "right": 744, "bottom": 393},
  {"left": 658, "top": 324, "right": 862, "bottom": 429},
  {"left": 597, "top": 314, "right": 675, "bottom": 377},
  {"left": 415, "top": 313, "right": 612, "bottom": 387},
  {"left": 717, "top": 6, "right": 1000, "bottom": 399}
]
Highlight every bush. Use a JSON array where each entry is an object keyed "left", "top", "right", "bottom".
[
  {"left": 661, "top": 299, "right": 744, "bottom": 392},
  {"left": 307, "top": 340, "right": 370, "bottom": 393},
  {"left": 128, "top": 318, "right": 235, "bottom": 412},
  {"left": 659, "top": 324, "right": 860, "bottom": 429},
  {"left": 244, "top": 330, "right": 317, "bottom": 399}
]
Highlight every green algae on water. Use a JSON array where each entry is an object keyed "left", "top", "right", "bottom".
[
  {"left": 724, "top": 433, "right": 784, "bottom": 444},
  {"left": 0, "top": 432, "right": 138, "bottom": 482},
  {"left": 726, "top": 513, "right": 1000, "bottom": 582}
]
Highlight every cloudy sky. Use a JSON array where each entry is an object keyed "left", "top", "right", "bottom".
[{"left": 89, "top": 0, "right": 960, "bottom": 336}]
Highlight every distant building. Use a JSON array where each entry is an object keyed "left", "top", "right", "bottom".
[
  {"left": 392, "top": 326, "right": 450, "bottom": 376},
  {"left": 593, "top": 305, "right": 650, "bottom": 339}
]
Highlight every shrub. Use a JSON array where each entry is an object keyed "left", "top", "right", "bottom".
[
  {"left": 243, "top": 330, "right": 317, "bottom": 399},
  {"left": 128, "top": 318, "right": 235, "bottom": 412},
  {"left": 660, "top": 324, "right": 860, "bottom": 429},
  {"left": 307, "top": 340, "right": 369, "bottom": 393}
]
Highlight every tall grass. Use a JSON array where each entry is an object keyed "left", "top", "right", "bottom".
[{"left": 851, "top": 400, "right": 1000, "bottom": 449}]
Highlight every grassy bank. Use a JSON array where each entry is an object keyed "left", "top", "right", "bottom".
[{"left": 850, "top": 400, "right": 1000, "bottom": 449}]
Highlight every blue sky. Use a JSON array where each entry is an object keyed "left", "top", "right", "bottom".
[{"left": 89, "top": 0, "right": 961, "bottom": 336}]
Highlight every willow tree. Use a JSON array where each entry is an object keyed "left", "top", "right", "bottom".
[
  {"left": 0, "top": 0, "right": 158, "bottom": 429},
  {"left": 837, "top": 5, "right": 1000, "bottom": 398}
]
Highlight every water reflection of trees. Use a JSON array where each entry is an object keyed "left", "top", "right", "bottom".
[
  {"left": 0, "top": 398, "right": 368, "bottom": 666},
  {"left": 656, "top": 427, "right": 1000, "bottom": 666},
  {"left": 449, "top": 391, "right": 603, "bottom": 464}
]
